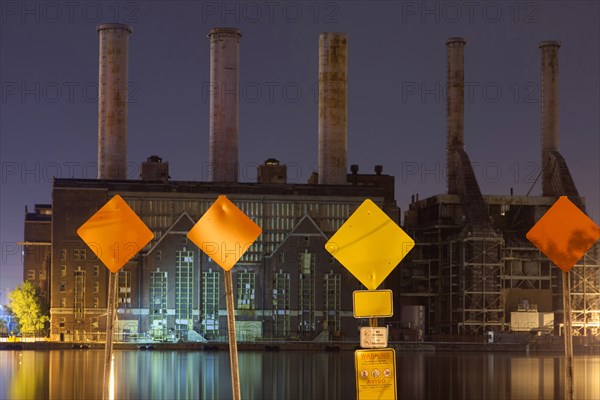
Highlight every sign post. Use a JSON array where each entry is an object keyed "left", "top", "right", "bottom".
[
  {"left": 187, "top": 195, "right": 262, "bottom": 400},
  {"left": 103, "top": 272, "right": 118, "bottom": 400},
  {"left": 526, "top": 196, "right": 600, "bottom": 400},
  {"left": 224, "top": 269, "right": 241, "bottom": 398},
  {"left": 325, "top": 199, "right": 415, "bottom": 400},
  {"left": 77, "top": 195, "right": 154, "bottom": 400}
]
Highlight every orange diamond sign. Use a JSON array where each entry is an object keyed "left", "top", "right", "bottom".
[
  {"left": 77, "top": 195, "right": 154, "bottom": 273},
  {"left": 526, "top": 196, "right": 600, "bottom": 272},
  {"left": 187, "top": 195, "right": 262, "bottom": 271},
  {"left": 325, "top": 199, "right": 415, "bottom": 290}
]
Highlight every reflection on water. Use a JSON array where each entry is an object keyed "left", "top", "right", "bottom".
[{"left": 0, "top": 350, "right": 598, "bottom": 399}]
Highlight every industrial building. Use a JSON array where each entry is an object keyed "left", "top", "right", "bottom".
[
  {"left": 395, "top": 39, "right": 600, "bottom": 338},
  {"left": 22, "top": 25, "right": 599, "bottom": 342},
  {"left": 28, "top": 25, "right": 401, "bottom": 342}
]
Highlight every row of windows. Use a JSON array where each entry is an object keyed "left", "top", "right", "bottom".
[
  {"left": 58, "top": 280, "right": 100, "bottom": 293},
  {"left": 57, "top": 317, "right": 98, "bottom": 328},
  {"left": 59, "top": 264, "right": 100, "bottom": 278},
  {"left": 128, "top": 199, "right": 354, "bottom": 237},
  {"left": 60, "top": 297, "right": 101, "bottom": 308},
  {"left": 27, "top": 269, "right": 47, "bottom": 280},
  {"left": 128, "top": 199, "right": 353, "bottom": 220}
]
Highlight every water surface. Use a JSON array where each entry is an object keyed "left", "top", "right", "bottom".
[{"left": 1, "top": 350, "right": 599, "bottom": 399}]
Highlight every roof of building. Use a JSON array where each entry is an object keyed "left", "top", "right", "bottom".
[{"left": 52, "top": 178, "right": 396, "bottom": 203}]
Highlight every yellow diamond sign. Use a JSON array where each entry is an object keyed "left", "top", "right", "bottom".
[
  {"left": 325, "top": 199, "right": 414, "bottom": 290},
  {"left": 187, "top": 195, "right": 262, "bottom": 271},
  {"left": 77, "top": 195, "right": 154, "bottom": 273},
  {"left": 526, "top": 196, "right": 600, "bottom": 272}
]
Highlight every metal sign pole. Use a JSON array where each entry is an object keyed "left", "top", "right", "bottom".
[
  {"left": 224, "top": 270, "right": 241, "bottom": 400},
  {"left": 562, "top": 271, "right": 574, "bottom": 400},
  {"left": 102, "top": 271, "right": 118, "bottom": 400}
]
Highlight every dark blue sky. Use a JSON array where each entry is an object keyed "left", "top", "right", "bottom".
[{"left": 1, "top": 1, "right": 599, "bottom": 303}]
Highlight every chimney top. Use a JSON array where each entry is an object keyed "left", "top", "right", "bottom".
[
  {"left": 446, "top": 37, "right": 467, "bottom": 46},
  {"left": 539, "top": 40, "right": 561, "bottom": 48},
  {"left": 97, "top": 23, "right": 132, "bottom": 33},
  {"left": 374, "top": 165, "right": 383, "bottom": 175},
  {"left": 208, "top": 27, "right": 242, "bottom": 38}
]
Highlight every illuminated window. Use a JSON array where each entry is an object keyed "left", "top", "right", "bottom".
[
  {"left": 118, "top": 271, "right": 132, "bottom": 308},
  {"left": 273, "top": 271, "right": 290, "bottom": 337},
  {"left": 93, "top": 265, "right": 99, "bottom": 277},
  {"left": 150, "top": 271, "right": 167, "bottom": 322},
  {"left": 74, "top": 249, "right": 86, "bottom": 261},
  {"left": 60, "top": 297, "right": 66, "bottom": 308},
  {"left": 237, "top": 271, "right": 255, "bottom": 310},
  {"left": 73, "top": 270, "right": 85, "bottom": 320},
  {"left": 93, "top": 281, "right": 99, "bottom": 294},
  {"left": 60, "top": 265, "right": 67, "bottom": 277},
  {"left": 27, "top": 270, "right": 35, "bottom": 280},
  {"left": 202, "top": 270, "right": 220, "bottom": 335},
  {"left": 175, "top": 251, "right": 194, "bottom": 332},
  {"left": 298, "top": 251, "right": 315, "bottom": 332},
  {"left": 60, "top": 249, "right": 67, "bottom": 261},
  {"left": 93, "top": 298, "right": 99, "bottom": 308},
  {"left": 324, "top": 272, "right": 341, "bottom": 334},
  {"left": 59, "top": 317, "right": 65, "bottom": 328}
]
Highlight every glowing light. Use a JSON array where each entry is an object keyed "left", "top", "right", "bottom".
[{"left": 109, "top": 354, "right": 115, "bottom": 400}]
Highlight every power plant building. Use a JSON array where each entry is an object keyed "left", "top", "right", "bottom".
[
  {"left": 21, "top": 25, "right": 600, "bottom": 342},
  {"left": 395, "top": 39, "right": 600, "bottom": 338},
  {"left": 49, "top": 166, "right": 397, "bottom": 341}
]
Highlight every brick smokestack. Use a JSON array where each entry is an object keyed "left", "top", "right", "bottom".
[
  {"left": 208, "top": 28, "right": 241, "bottom": 182},
  {"left": 97, "top": 23, "right": 132, "bottom": 180},
  {"left": 446, "top": 37, "right": 467, "bottom": 195},
  {"left": 540, "top": 41, "right": 560, "bottom": 196},
  {"left": 318, "top": 32, "right": 348, "bottom": 185}
]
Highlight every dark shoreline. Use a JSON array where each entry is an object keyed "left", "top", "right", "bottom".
[{"left": 2, "top": 340, "right": 599, "bottom": 355}]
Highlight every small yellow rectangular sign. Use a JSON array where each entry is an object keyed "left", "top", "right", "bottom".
[
  {"left": 353, "top": 290, "right": 393, "bottom": 318},
  {"left": 355, "top": 348, "right": 397, "bottom": 400}
]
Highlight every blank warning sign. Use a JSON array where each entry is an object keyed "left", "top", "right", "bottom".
[{"left": 355, "top": 348, "right": 397, "bottom": 400}]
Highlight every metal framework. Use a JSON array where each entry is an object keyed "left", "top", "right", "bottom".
[
  {"left": 402, "top": 196, "right": 600, "bottom": 337},
  {"left": 503, "top": 245, "right": 552, "bottom": 290},
  {"left": 564, "top": 244, "right": 600, "bottom": 336},
  {"left": 435, "top": 236, "right": 506, "bottom": 334}
]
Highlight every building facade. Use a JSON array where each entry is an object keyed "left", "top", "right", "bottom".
[
  {"left": 21, "top": 204, "right": 52, "bottom": 302},
  {"left": 48, "top": 165, "right": 398, "bottom": 342}
]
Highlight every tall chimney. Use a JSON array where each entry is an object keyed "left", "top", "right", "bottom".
[
  {"left": 446, "top": 37, "right": 467, "bottom": 194},
  {"left": 318, "top": 32, "right": 348, "bottom": 185},
  {"left": 208, "top": 28, "right": 241, "bottom": 183},
  {"left": 540, "top": 41, "right": 560, "bottom": 196},
  {"left": 97, "top": 23, "right": 132, "bottom": 180}
]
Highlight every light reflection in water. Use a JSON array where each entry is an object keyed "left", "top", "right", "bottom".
[
  {"left": 109, "top": 354, "right": 115, "bottom": 400},
  {"left": 0, "top": 350, "right": 598, "bottom": 399}
]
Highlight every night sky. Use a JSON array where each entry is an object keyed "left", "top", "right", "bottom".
[{"left": 1, "top": 1, "right": 599, "bottom": 303}]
